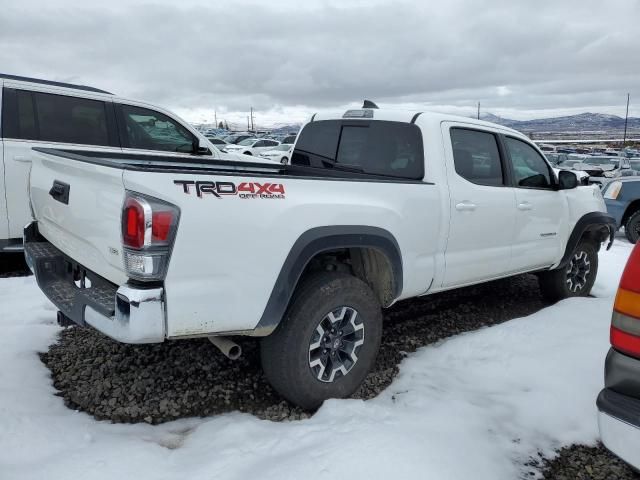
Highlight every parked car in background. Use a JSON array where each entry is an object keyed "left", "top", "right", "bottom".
[
  {"left": 280, "top": 134, "right": 297, "bottom": 145},
  {"left": 206, "top": 136, "right": 229, "bottom": 150},
  {"left": 604, "top": 178, "right": 640, "bottom": 243},
  {"left": 259, "top": 144, "right": 292, "bottom": 164},
  {"left": 597, "top": 241, "right": 640, "bottom": 471},
  {"left": 544, "top": 153, "right": 569, "bottom": 165},
  {"left": 223, "top": 134, "right": 255, "bottom": 145},
  {"left": 223, "top": 138, "right": 280, "bottom": 156},
  {"left": 0, "top": 73, "right": 253, "bottom": 253}
]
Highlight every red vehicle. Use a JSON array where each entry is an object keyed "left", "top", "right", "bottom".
[{"left": 598, "top": 242, "right": 640, "bottom": 470}]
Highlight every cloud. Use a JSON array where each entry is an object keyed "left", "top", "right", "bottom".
[{"left": 0, "top": 0, "right": 638, "bottom": 126}]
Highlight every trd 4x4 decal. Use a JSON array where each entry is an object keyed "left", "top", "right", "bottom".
[{"left": 174, "top": 180, "right": 285, "bottom": 199}]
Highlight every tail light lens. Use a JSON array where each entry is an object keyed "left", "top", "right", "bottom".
[
  {"left": 611, "top": 243, "right": 640, "bottom": 358},
  {"left": 121, "top": 193, "right": 179, "bottom": 281}
]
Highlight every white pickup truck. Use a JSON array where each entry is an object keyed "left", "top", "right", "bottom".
[{"left": 24, "top": 105, "right": 615, "bottom": 409}]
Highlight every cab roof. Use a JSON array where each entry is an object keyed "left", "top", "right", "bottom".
[
  {"left": 311, "top": 108, "right": 523, "bottom": 136},
  {"left": 0, "top": 73, "right": 112, "bottom": 95}
]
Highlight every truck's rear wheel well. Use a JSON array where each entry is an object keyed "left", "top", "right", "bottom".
[
  {"left": 622, "top": 200, "right": 640, "bottom": 227},
  {"left": 301, "top": 247, "right": 396, "bottom": 307}
]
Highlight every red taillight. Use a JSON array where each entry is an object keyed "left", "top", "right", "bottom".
[
  {"left": 611, "top": 243, "right": 640, "bottom": 358},
  {"left": 152, "top": 211, "right": 173, "bottom": 242},
  {"left": 122, "top": 195, "right": 178, "bottom": 249},
  {"left": 121, "top": 193, "right": 179, "bottom": 281},
  {"left": 611, "top": 326, "right": 640, "bottom": 358},
  {"left": 122, "top": 198, "right": 145, "bottom": 249}
]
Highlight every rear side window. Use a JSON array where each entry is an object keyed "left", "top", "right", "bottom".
[
  {"left": 450, "top": 128, "right": 504, "bottom": 186},
  {"left": 33, "top": 92, "right": 109, "bottom": 146},
  {"left": 120, "top": 104, "right": 195, "bottom": 153},
  {"left": 15, "top": 90, "right": 37, "bottom": 139},
  {"left": 2, "top": 88, "right": 110, "bottom": 146},
  {"left": 292, "top": 120, "right": 424, "bottom": 179}
]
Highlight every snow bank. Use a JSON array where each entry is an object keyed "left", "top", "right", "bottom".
[{"left": 0, "top": 241, "right": 633, "bottom": 480}]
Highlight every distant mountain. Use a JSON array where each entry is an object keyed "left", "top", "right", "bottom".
[
  {"left": 479, "top": 112, "right": 640, "bottom": 132},
  {"left": 269, "top": 124, "right": 301, "bottom": 135}
]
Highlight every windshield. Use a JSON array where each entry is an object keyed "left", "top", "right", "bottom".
[{"left": 238, "top": 138, "right": 256, "bottom": 146}]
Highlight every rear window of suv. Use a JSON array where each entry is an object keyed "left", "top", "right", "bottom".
[
  {"left": 1, "top": 88, "right": 111, "bottom": 147},
  {"left": 291, "top": 120, "right": 424, "bottom": 180}
]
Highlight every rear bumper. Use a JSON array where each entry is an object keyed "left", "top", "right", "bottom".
[
  {"left": 24, "top": 222, "right": 166, "bottom": 344},
  {"left": 597, "top": 348, "right": 640, "bottom": 470},
  {"left": 597, "top": 389, "right": 640, "bottom": 470}
]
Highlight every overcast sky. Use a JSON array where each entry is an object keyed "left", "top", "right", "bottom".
[{"left": 1, "top": 0, "right": 638, "bottom": 128}]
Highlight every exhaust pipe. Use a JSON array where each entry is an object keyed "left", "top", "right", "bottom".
[{"left": 209, "top": 336, "right": 242, "bottom": 360}]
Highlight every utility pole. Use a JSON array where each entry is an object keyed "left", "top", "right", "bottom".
[
  {"left": 477, "top": 102, "right": 480, "bottom": 120},
  {"left": 214, "top": 111, "right": 217, "bottom": 128},
  {"left": 623, "top": 93, "right": 630, "bottom": 146},
  {"left": 247, "top": 116, "right": 250, "bottom": 130},
  {"left": 250, "top": 107, "right": 255, "bottom": 132}
]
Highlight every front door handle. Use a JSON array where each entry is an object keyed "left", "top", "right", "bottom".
[
  {"left": 517, "top": 201, "right": 533, "bottom": 211},
  {"left": 455, "top": 201, "right": 477, "bottom": 212}
]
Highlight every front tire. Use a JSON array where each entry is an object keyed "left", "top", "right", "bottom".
[
  {"left": 537, "top": 239, "right": 598, "bottom": 302},
  {"left": 280, "top": 157, "right": 288, "bottom": 164},
  {"left": 625, "top": 211, "right": 640, "bottom": 244},
  {"left": 261, "top": 272, "right": 382, "bottom": 410}
]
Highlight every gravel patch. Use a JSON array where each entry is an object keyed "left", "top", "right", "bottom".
[
  {"left": 40, "top": 273, "right": 548, "bottom": 423},
  {"left": 537, "top": 444, "right": 638, "bottom": 479}
]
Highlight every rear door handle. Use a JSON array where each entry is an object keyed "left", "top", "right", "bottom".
[
  {"left": 517, "top": 201, "right": 533, "bottom": 211},
  {"left": 455, "top": 201, "right": 477, "bottom": 212}
]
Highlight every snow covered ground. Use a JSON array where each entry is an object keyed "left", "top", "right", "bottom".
[{"left": 0, "top": 240, "right": 634, "bottom": 480}]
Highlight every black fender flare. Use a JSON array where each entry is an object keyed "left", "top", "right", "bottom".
[
  {"left": 253, "top": 226, "right": 403, "bottom": 336},
  {"left": 558, "top": 212, "right": 616, "bottom": 268}
]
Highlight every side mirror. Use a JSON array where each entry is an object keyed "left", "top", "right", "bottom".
[
  {"left": 193, "top": 137, "right": 211, "bottom": 155},
  {"left": 558, "top": 170, "right": 578, "bottom": 190}
]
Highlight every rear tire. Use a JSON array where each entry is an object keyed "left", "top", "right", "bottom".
[
  {"left": 625, "top": 211, "right": 640, "bottom": 244},
  {"left": 244, "top": 151, "right": 252, "bottom": 156},
  {"left": 280, "top": 157, "right": 288, "bottom": 164},
  {"left": 261, "top": 272, "right": 382, "bottom": 410},
  {"left": 537, "top": 239, "right": 598, "bottom": 302}
]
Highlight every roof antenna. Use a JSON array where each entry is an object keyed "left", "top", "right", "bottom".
[{"left": 362, "top": 99, "right": 379, "bottom": 109}]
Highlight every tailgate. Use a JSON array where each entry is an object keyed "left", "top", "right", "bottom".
[{"left": 29, "top": 149, "right": 128, "bottom": 285}]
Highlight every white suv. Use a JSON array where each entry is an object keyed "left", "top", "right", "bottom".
[
  {"left": 0, "top": 73, "right": 250, "bottom": 252},
  {"left": 223, "top": 138, "right": 280, "bottom": 156}
]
